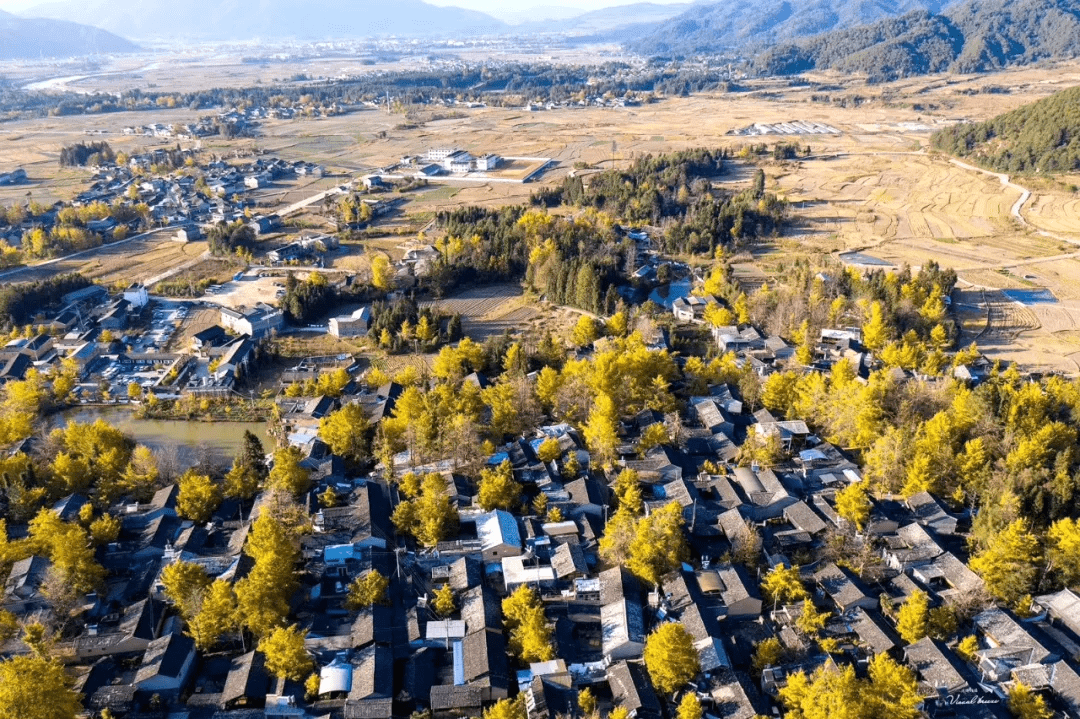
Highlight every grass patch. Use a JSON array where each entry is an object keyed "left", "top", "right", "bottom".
[
  {"left": 417, "top": 186, "right": 461, "bottom": 201},
  {"left": 997, "top": 268, "right": 1038, "bottom": 287}
]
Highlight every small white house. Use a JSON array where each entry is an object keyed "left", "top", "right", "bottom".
[
  {"left": 328, "top": 307, "right": 371, "bottom": 338},
  {"left": 476, "top": 510, "right": 522, "bottom": 563},
  {"left": 123, "top": 283, "right": 149, "bottom": 310}
]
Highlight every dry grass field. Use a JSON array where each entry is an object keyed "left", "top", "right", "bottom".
[
  {"left": 8, "top": 57, "right": 1080, "bottom": 368},
  {"left": 421, "top": 284, "right": 537, "bottom": 339},
  {"left": 0, "top": 232, "right": 208, "bottom": 285},
  {"left": 418, "top": 283, "right": 585, "bottom": 342}
]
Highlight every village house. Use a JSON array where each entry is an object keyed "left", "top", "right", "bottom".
[
  {"left": 328, "top": 307, "right": 372, "bottom": 338},
  {"left": 600, "top": 567, "right": 646, "bottom": 662},
  {"left": 220, "top": 304, "right": 285, "bottom": 338}
]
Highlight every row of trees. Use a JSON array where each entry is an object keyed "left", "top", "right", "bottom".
[
  {"left": 0, "top": 274, "right": 92, "bottom": 330},
  {"left": 58, "top": 141, "right": 115, "bottom": 167},
  {"left": 0, "top": 61, "right": 742, "bottom": 121}
]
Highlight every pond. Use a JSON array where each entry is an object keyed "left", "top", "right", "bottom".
[{"left": 51, "top": 406, "right": 271, "bottom": 468}]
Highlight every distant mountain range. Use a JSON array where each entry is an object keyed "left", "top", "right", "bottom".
[
  {"left": 9, "top": 0, "right": 1080, "bottom": 83},
  {"left": 0, "top": 8, "right": 139, "bottom": 59},
  {"left": 626, "top": 0, "right": 960, "bottom": 55},
  {"left": 751, "top": 0, "right": 1080, "bottom": 82},
  {"left": 19, "top": 0, "right": 507, "bottom": 41},
  {"left": 516, "top": 3, "right": 693, "bottom": 36}
]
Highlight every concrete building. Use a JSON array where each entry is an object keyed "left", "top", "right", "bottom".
[
  {"left": 220, "top": 304, "right": 284, "bottom": 338},
  {"left": 424, "top": 148, "right": 461, "bottom": 161},
  {"left": 176, "top": 225, "right": 202, "bottom": 242},
  {"left": 123, "top": 283, "right": 149, "bottom": 309},
  {"left": 328, "top": 307, "right": 371, "bottom": 338},
  {"left": 476, "top": 510, "right": 521, "bottom": 563}
]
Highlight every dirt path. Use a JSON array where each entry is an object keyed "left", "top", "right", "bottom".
[
  {"left": 949, "top": 158, "right": 1080, "bottom": 248},
  {"left": 144, "top": 250, "right": 210, "bottom": 286},
  {"left": 953, "top": 250, "right": 1080, "bottom": 273},
  {"left": 0, "top": 227, "right": 165, "bottom": 283}
]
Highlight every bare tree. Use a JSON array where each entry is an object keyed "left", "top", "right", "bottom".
[{"left": 156, "top": 444, "right": 182, "bottom": 484}]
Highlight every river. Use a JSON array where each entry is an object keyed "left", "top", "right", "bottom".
[
  {"left": 22, "top": 62, "right": 161, "bottom": 93},
  {"left": 51, "top": 406, "right": 271, "bottom": 468}
]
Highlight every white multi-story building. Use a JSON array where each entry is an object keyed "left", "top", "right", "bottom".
[
  {"left": 328, "top": 307, "right": 371, "bottom": 338},
  {"left": 123, "top": 283, "right": 149, "bottom": 310},
  {"left": 220, "top": 304, "right": 284, "bottom": 338}
]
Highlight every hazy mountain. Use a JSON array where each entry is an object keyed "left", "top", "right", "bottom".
[
  {"left": 500, "top": 5, "right": 584, "bottom": 24},
  {"left": 752, "top": 0, "right": 1080, "bottom": 81},
  {"left": 0, "top": 9, "right": 139, "bottom": 59},
  {"left": 627, "top": 0, "right": 959, "bottom": 55},
  {"left": 21, "top": 0, "right": 507, "bottom": 41},
  {"left": 517, "top": 3, "right": 693, "bottom": 35}
]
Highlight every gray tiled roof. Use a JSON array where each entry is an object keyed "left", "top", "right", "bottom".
[
  {"left": 813, "top": 562, "right": 871, "bottom": 609},
  {"left": 349, "top": 645, "right": 393, "bottom": 700},
  {"left": 904, "top": 637, "right": 968, "bottom": 693},
  {"left": 430, "top": 685, "right": 483, "bottom": 710},
  {"left": 551, "top": 542, "right": 587, "bottom": 578},
  {"left": 135, "top": 632, "right": 193, "bottom": 684},
  {"left": 222, "top": 650, "right": 268, "bottom": 706},
  {"left": 460, "top": 585, "right": 502, "bottom": 635},
  {"left": 462, "top": 629, "right": 509, "bottom": 684},
  {"left": 607, "top": 661, "right": 661, "bottom": 717}
]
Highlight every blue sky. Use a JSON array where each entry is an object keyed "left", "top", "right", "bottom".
[
  {"left": 426, "top": 0, "right": 688, "bottom": 11},
  {"left": 1, "top": 0, "right": 691, "bottom": 20}
]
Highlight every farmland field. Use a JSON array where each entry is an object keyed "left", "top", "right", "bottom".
[
  {"left": 8, "top": 57, "right": 1080, "bottom": 368},
  {"left": 0, "top": 232, "right": 208, "bottom": 285}
]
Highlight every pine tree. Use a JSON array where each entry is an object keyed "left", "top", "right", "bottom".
[
  {"left": 626, "top": 501, "right": 688, "bottom": 586},
  {"left": 1007, "top": 683, "right": 1052, "bottom": 719},
  {"left": 267, "top": 446, "right": 311, "bottom": 495},
  {"left": 432, "top": 584, "right": 456, "bottom": 617},
  {"left": 862, "top": 301, "right": 891, "bottom": 351},
  {"left": 160, "top": 560, "right": 211, "bottom": 620},
  {"left": 835, "top": 481, "right": 871, "bottom": 531},
  {"left": 583, "top": 393, "right": 618, "bottom": 468},
  {"left": 319, "top": 403, "right": 371, "bottom": 465},
  {"left": 676, "top": 693, "right": 703, "bottom": 719},
  {"left": 187, "top": 580, "right": 238, "bottom": 651},
  {"left": 176, "top": 469, "right": 222, "bottom": 524},
  {"left": 0, "top": 655, "right": 82, "bottom": 719},
  {"left": 1047, "top": 517, "right": 1080, "bottom": 587}
]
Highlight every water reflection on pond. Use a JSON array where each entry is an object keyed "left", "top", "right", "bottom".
[{"left": 52, "top": 406, "right": 271, "bottom": 468}]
